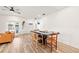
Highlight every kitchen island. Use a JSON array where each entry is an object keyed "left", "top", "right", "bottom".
[{"left": 31, "top": 30, "right": 59, "bottom": 52}]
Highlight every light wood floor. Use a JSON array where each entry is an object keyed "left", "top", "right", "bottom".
[
  {"left": 0, "top": 34, "right": 79, "bottom": 53},
  {"left": 58, "top": 42, "right": 79, "bottom": 53},
  {"left": 0, "top": 34, "right": 57, "bottom": 53}
]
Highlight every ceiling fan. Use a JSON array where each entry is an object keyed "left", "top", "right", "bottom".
[{"left": 3, "top": 6, "right": 21, "bottom": 14}]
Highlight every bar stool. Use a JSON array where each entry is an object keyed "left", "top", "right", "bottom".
[
  {"left": 47, "top": 32, "right": 59, "bottom": 52},
  {"left": 31, "top": 32, "right": 41, "bottom": 48}
]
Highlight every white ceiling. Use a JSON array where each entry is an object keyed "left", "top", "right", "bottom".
[{"left": 0, "top": 6, "right": 68, "bottom": 19}]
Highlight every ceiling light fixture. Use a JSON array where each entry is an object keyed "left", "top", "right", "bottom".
[{"left": 42, "top": 13, "right": 46, "bottom": 15}]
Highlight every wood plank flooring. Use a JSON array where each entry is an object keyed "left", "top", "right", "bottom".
[
  {"left": 58, "top": 42, "right": 79, "bottom": 53},
  {"left": 0, "top": 34, "right": 79, "bottom": 53},
  {"left": 0, "top": 34, "right": 56, "bottom": 53}
]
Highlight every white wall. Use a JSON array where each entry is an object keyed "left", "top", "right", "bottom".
[
  {"left": 22, "top": 19, "right": 35, "bottom": 33},
  {"left": 39, "top": 7, "right": 79, "bottom": 48},
  {"left": 0, "top": 15, "right": 26, "bottom": 34},
  {"left": 0, "top": 15, "right": 9, "bottom": 33},
  {"left": 0, "top": 15, "right": 36, "bottom": 34}
]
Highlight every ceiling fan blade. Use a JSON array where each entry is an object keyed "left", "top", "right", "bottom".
[
  {"left": 14, "top": 11, "right": 21, "bottom": 14},
  {"left": 4, "top": 6, "right": 10, "bottom": 9},
  {"left": 4, "top": 6, "right": 21, "bottom": 14}
]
